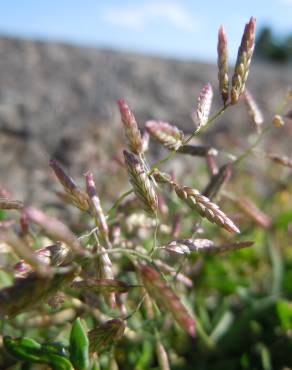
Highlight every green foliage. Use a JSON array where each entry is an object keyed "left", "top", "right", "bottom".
[
  {"left": 69, "top": 318, "right": 90, "bottom": 370},
  {"left": 3, "top": 336, "right": 72, "bottom": 369}
]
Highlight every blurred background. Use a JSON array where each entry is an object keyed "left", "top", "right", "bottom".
[{"left": 0, "top": 0, "right": 291, "bottom": 205}]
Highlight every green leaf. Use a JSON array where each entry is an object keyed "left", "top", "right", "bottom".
[
  {"left": 41, "top": 342, "right": 69, "bottom": 358},
  {"left": 4, "top": 336, "right": 41, "bottom": 362},
  {"left": 0, "top": 209, "right": 7, "bottom": 220},
  {"left": 276, "top": 300, "right": 292, "bottom": 331},
  {"left": 69, "top": 318, "right": 90, "bottom": 370},
  {"left": 274, "top": 210, "right": 292, "bottom": 230},
  {"left": 3, "top": 336, "right": 73, "bottom": 370}
]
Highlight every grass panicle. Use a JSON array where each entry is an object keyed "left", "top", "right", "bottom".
[
  {"left": 117, "top": 99, "right": 143, "bottom": 155},
  {"left": 194, "top": 83, "right": 213, "bottom": 130},
  {"left": 217, "top": 25, "right": 229, "bottom": 104},
  {"left": 231, "top": 17, "right": 256, "bottom": 104}
]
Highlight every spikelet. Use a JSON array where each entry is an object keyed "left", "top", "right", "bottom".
[
  {"left": 174, "top": 184, "right": 240, "bottom": 233},
  {"left": 243, "top": 89, "right": 264, "bottom": 132},
  {"left": 231, "top": 17, "right": 256, "bottom": 104},
  {"left": 206, "top": 153, "right": 219, "bottom": 176},
  {"left": 163, "top": 239, "right": 253, "bottom": 255},
  {"left": 152, "top": 169, "right": 174, "bottom": 185},
  {"left": 88, "top": 319, "right": 125, "bottom": 354},
  {"left": 117, "top": 99, "right": 143, "bottom": 154},
  {"left": 217, "top": 25, "right": 229, "bottom": 104},
  {"left": 95, "top": 246, "right": 116, "bottom": 309},
  {"left": 231, "top": 196, "right": 272, "bottom": 228},
  {"left": 13, "top": 243, "right": 71, "bottom": 278},
  {"left": 145, "top": 120, "right": 184, "bottom": 151},
  {"left": 0, "top": 265, "right": 78, "bottom": 317},
  {"left": 178, "top": 145, "right": 218, "bottom": 157},
  {"left": 49, "top": 159, "right": 90, "bottom": 212},
  {"left": 194, "top": 83, "right": 213, "bottom": 130},
  {"left": 25, "top": 207, "right": 83, "bottom": 254},
  {"left": 123, "top": 150, "right": 158, "bottom": 215},
  {"left": 85, "top": 171, "right": 109, "bottom": 242},
  {"left": 0, "top": 198, "right": 23, "bottom": 210},
  {"left": 72, "top": 279, "right": 132, "bottom": 294},
  {"left": 203, "top": 164, "right": 232, "bottom": 200},
  {"left": 1, "top": 230, "right": 51, "bottom": 277},
  {"left": 268, "top": 153, "right": 292, "bottom": 169},
  {"left": 272, "top": 114, "right": 285, "bottom": 128},
  {"left": 139, "top": 264, "right": 196, "bottom": 336}
]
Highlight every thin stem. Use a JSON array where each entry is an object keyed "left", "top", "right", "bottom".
[
  {"left": 149, "top": 151, "right": 176, "bottom": 174},
  {"left": 232, "top": 90, "right": 290, "bottom": 166},
  {"left": 150, "top": 104, "right": 230, "bottom": 173},
  {"left": 93, "top": 247, "right": 153, "bottom": 264},
  {"left": 196, "top": 317, "right": 216, "bottom": 350},
  {"left": 184, "top": 103, "right": 230, "bottom": 145},
  {"left": 232, "top": 124, "right": 272, "bottom": 166},
  {"left": 106, "top": 189, "right": 133, "bottom": 217},
  {"left": 149, "top": 212, "right": 159, "bottom": 257},
  {"left": 124, "top": 292, "right": 146, "bottom": 320}
]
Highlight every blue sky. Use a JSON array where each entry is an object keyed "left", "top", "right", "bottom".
[{"left": 0, "top": 0, "right": 291, "bottom": 62}]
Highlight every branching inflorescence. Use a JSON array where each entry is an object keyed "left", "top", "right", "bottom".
[{"left": 1, "top": 16, "right": 291, "bottom": 370}]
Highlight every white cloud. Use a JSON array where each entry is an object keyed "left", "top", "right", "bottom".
[
  {"left": 280, "top": 0, "right": 292, "bottom": 4},
  {"left": 102, "top": 1, "right": 198, "bottom": 32}
]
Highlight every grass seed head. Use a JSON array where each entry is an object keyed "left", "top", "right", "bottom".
[
  {"left": 231, "top": 17, "right": 256, "bottom": 104},
  {"left": 178, "top": 145, "right": 218, "bottom": 157},
  {"left": 217, "top": 25, "right": 229, "bottom": 104},
  {"left": 85, "top": 171, "right": 109, "bottom": 241},
  {"left": 117, "top": 99, "right": 143, "bottom": 155},
  {"left": 0, "top": 266, "right": 78, "bottom": 317},
  {"left": 174, "top": 184, "right": 240, "bottom": 233},
  {"left": 13, "top": 243, "right": 70, "bottom": 278},
  {"left": 139, "top": 264, "right": 196, "bottom": 337},
  {"left": 164, "top": 238, "right": 253, "bottom": 255},
  {"left": 232, "top": 196, "right": 272, "bottom": 228},
  {"left": 145, "top": 120, "right": 184, "bottom": 151},
  {"left": 72, "top": 278, "right": 131, "bottom": 294},
  {"left": 50, "top": 159, "right": 90, "bottom": 212},
  {"left": 25, "top": 207, "right": 84, "bottom": 254},
  {"left": 194, "top": 83, "right": 213, "bottom": 129},
  {"left": 88, "top": 319, "right": 126, "bottom": 354},
  {"left": 123, "top": 150, "right": 158, "bottom": 215}
]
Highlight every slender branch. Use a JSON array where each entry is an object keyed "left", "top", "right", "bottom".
[
  {"left": 232, "top": 90, "right": 290, "bottom": 166},
  {"left": 149, "top": 104, "right": 230, "bottom": 174},
  {"left": 106, "top": 189, "right": 133, "bottom": 217},
  {"left": 232, "top": 124, "right": 272, "bottom": 166},
  {"left": 184, "top": 103, "right": 230, "bottom": 145}
]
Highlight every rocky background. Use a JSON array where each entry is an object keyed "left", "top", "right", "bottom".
[{"left": 0, "top": 36, "right": 291, "bottom": 206}]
